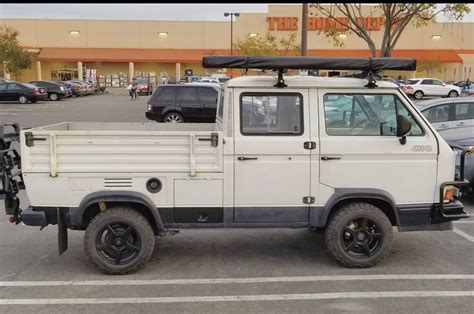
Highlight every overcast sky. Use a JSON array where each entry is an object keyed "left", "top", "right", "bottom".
[{"left": 0, "top": 3, "right": 472, "bottom": 22}]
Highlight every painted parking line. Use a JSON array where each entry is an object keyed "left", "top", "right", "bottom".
[
  {"left": 453, "top": 228, "right": 474, "bottom": 243},
  {"left": 0, "top": 291, "right": 473, "bottom": 305},
  {"left": 0, "top": 274, "right": 473, "bottom": 287}
]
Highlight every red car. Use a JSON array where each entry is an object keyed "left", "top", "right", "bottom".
[{"left": 136, "top": 79, "right": 153, "bottom": 95}]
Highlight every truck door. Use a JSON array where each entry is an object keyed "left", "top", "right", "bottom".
[
  {"left": 318, "top": 90, "right": 438, "bottom": 205},
  {"left": 233, "top": 89, "right": 314, "bottom": 223}
]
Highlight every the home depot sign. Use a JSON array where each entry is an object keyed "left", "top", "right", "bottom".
[{"left": 267, "top": 16, "right": 386, "bottom": 31}]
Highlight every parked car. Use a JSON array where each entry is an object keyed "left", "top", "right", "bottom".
[
  {"left": 199, "top": 77, "right": 220, "bottom": 84},
  {"left": 29, "top": 80, "right": 67, "bottom": 101},
  {"left": 84, "top": 80, "right": 99, "bottom": 93},
  {"left": 146, "top": 84, "right": 221, "bottom": 123},
  {"left": 63, "top": 81, "right": 88, "bottom": 97},
  {"left": 54, "top": 80, "right": 73, "bottom": 97},
  {"left": 437, "top": 126, "right": 474, "bottom": 194},
  {"left": 381, "top": 77, "right": 401, "bottom": 87},
  {"left": 0, "top": 77, "right": 11, "bottom": 84},
  {"left": 136, "top": 78, "right": 153, "bottom": 95},
  {"left": 402, "top": 78, "right": 461, "bottom": 100},
  {"left": 72, "top": 81, "right": 94, "bottom": 95},
  {"left": 0, "top": 82, "right": 47, "bottom": 104},
  {"left": 417, "top": 98, "right": 474, "bottom": 131},
  {"left": 461, "top": 88, "right": 474, "bottom": 97}
]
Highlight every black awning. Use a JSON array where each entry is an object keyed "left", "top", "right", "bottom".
[{"left": 202, "top": 56, "right": 416, "bottom": 72}]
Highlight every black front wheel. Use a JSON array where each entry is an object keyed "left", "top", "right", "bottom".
[
  {"left": 84, "top": 207, "right": 155, "bottom": 275},
  {"left": 325, "top": 202, "right": 393, "bottom": 268}
]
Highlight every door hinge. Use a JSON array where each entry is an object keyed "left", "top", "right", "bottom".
[
  {"left": 303, "top": 196, "right": 315, "bottom": 204},
  {"left": 304, "top": 141, "right": 316, "bottom": 150}
]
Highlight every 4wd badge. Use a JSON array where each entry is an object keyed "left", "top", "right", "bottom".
[{"left": 411, "top": 145, "right": 433, "bottom": 152}]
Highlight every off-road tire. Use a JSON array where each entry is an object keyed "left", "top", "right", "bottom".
[
  {"left": 84, "top": 207, "right": 155, "bottom": 275},
  {"left": 325, "top": 202, "right": 393, "bottom": 268},
  {"left": 414, "top": 91, "right": 424, "bottom": 100}
]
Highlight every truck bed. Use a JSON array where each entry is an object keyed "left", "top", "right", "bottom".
[{"left": 21, "top": 122, "right": 223, "bottom": 175}]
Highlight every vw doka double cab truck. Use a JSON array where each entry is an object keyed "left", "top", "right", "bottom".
[{"left": 1, "top": 56, "right": 471, "bottom": 274}]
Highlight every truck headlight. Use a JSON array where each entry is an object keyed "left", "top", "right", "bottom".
[{"left": 443, "top": 185, "right": 460, "bottom": 203}]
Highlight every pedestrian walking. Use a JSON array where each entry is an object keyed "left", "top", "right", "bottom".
[
  {"left": 465, "top": 78, "right": 471, "bottom": 91},
  {"left": 130, "top": 77, "right": 138, "bottom": 100}
]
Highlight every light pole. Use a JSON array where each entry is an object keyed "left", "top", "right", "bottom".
[{"left": 224, "top": 12, "right": 240, "bottom": 56}]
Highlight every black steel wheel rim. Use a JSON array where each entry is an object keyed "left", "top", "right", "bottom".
[
  {"left": 340, "top": 217, "right": 383, "bottom": 259},
  {"left": 96, "top": 223, "right": 142, "bottom": 265}
]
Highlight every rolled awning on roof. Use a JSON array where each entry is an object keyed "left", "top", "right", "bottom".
[{"left": 36, "top": 48, "right": 465, "bottom": 64}]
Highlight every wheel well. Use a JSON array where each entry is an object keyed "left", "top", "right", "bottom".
[
  {"left": 163, "top": 110, "right": 183, "bottom": 117},
  {"left": 326, "top": 198, "right": 398, "bottom": 226},
  {"left": 82, "top": 201, "right": 160, "bottom": 234}
]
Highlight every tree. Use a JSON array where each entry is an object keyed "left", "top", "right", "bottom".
[
  {"left": 309, "top": 4, "right": 470, "bottom": 57},
  {"left": 417, "top": 60, "right": 443, "bottom": 77},
  {"left": 234, "top": 32, "right": 301, "bottom": 56},
  {"left": 0, "top": 26, "right": 32, "bottom": 79}
]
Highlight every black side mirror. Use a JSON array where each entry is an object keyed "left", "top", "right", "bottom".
[{"left": 397, "top": 115, "right": 412, "bottom": 145}]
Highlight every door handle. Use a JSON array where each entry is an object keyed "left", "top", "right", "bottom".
[
  {"left": 238, "top": 156, "right": 258, "bottom": 161},
  {"left": 321, "top": 156, "right": 342, "bottom": 161}
]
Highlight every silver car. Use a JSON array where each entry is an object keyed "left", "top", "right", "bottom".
[{"left": 417, "top": 98, "right": 474, "bottom": 131}]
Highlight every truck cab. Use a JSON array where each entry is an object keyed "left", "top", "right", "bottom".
[{"left": 1, "top": 56, "right": 470, "bottom": 274}]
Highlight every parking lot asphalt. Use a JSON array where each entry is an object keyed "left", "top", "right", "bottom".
[{"left": 0, "top": 90, "right": 473, "bottom": 313}]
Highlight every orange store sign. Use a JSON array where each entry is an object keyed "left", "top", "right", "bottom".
[{"left": 267, "top": 16, "right": 386, "bottom": 31}]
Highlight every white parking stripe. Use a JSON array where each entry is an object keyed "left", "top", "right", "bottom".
[
  {"left": 0, "top": 274, "right": 473, "bottom": 287},
  {"left": 0, "top": 291, "right": 473, "bottom": 305},
  {"left": 453, "top": 228, "right": 474, "bottom": 243}
]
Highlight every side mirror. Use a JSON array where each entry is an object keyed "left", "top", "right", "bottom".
[{"left": 397, "top": 115, "right": 412, "bottom": 145}]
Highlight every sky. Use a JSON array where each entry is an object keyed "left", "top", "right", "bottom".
[{"left": 0, "top": 3, "right": 473, "bottom": 22}]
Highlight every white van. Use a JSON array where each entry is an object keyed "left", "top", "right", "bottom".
[{"left": 1, "top": 56, "right": 470, "bottom": 274}]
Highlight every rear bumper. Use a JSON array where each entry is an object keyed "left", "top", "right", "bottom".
[{"left": 145, "top": 111, "right": 163, "bottom": 122}]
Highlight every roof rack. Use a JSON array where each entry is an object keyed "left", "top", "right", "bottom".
[{"left": 202, "top": 56, "right": 416, "bottom": 88}]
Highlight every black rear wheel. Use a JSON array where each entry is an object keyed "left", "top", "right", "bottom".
[
  {"left": 84, "top": 207, "right": 155, "bottom": 275},
  {"left": 325, "top": 202, "right": 393, "bottom": 268}
]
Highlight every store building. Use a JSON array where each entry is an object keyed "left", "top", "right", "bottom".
[{"left": 1, "top": 4, "right": 473, "bottom": 85}]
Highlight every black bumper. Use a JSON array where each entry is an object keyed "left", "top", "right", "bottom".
[{"left": 145, "top": 111, "right": 163, "bottom": 122}]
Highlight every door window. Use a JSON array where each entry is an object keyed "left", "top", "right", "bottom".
[
  {"left": 197, "top": 87, "right": 218, "bottom": 103},
  {"left": 422, "top": 104, "right": 450, "bottom": 123},
  {"left": 454, "top": 103, "right": 474, "bottom": 120},
  {"left": 0, "top": 84, "right": 7, "bottom": 90},
  {"left": 240, "top": 93, "right": 303, "bottom": 135},
  {"left": 324, "top": 94, "right": 423, "bottom": 136},
  {"left": 432, "top": 80, "right": 444, "bottom": 86},
  {"left": 6, "top": 83, "right": 20, "bottom": 90},
  {"left": 421, "top": 80, "right": 433, "bottom": 85},
  {"left": 178, "top": 87, "right": 198, "bottom": 102}
]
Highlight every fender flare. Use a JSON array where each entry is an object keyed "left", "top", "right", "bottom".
[
  {"left": 71, "top": 191, "right": 164, "bottom": 233},
  {"left": 315, "top": 188, "right": 400, "bottom": 227}
]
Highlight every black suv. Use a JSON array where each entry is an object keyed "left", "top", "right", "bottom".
[
  {"left": 29, "top": 80, "right": 67, "bottom": 101},
  {"left": 146, "top": 84, "right": 221, "bottom": 123}
]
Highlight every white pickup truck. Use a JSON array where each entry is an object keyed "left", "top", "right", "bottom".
[{"left": 1, "top": 56, "right": 471, "bottom": 274}]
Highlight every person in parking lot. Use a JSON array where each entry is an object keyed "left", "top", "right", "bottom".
[
  {"left": 130, "top": 77, "right": 138, "bottom": 100},
  {"left": 465, "top": 78, "right": 471, "bottom": 91}
]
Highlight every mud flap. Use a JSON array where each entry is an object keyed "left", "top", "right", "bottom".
[{"left": 57, "top": 208, "right": 68, "bottom": 255}]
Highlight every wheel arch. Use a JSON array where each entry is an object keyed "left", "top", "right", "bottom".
[
  {"left": 317, "top": 188, "right": 400, "bottom": 228},
  {"left": 73, "top": 191, "right": 164, "bottom": 235}
]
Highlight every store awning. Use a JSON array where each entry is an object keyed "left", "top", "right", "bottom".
[
  {"left": 37, "top": 48, "right": 231, "bottom": 63},
  {"left": 36, "top": 48, "right": 465, "bottom": 63}
]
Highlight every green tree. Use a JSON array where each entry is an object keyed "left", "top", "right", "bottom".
[
  {"left": 0, "top": 26, "right": 32, "bottom": 79},
  {"left": 310, "top": 4, "right": 470, "bottom": 57},
  {"left": 234, "top": 32, "right": 301, "bottom": 56}
]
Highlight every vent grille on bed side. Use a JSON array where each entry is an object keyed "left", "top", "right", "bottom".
[{"left": 104, "top": 178, "right": 132, "bottom": 188}]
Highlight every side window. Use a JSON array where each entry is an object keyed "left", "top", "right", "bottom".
[
  {"left": 454, "top": 103, "right": 474, "bottom": 120},
  {"left": 432, "top": 80, "right": 444, "bottom": 86},
  {"left": 178, "top": 87, "right": 198, "bottom": 102},
  {"left": 6, "top": 84, "right": 19, "bottom": 90},
  {"left": 0, "top": 84, "right": 7, "bottom": 90},
  {"left": 155, "top": 87, "right": 175, "bottom": 102},
  {"left": 422, "top": 105, "right": 450, "bottom": 123},
  {"left": 198, "top": 87, "right": 218, "bottom": 103},
  {"left": 421, "top": 80, "right": 433, "bottom": 85},
  {"left": 324, "top": 94, "right": 423, "bottom": 136},
  {"left": 216, "top": 90, "right": 225, "bottom": 122},
  {"left": 241, "top": 94, "right": 303, "bottom": 136}
]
